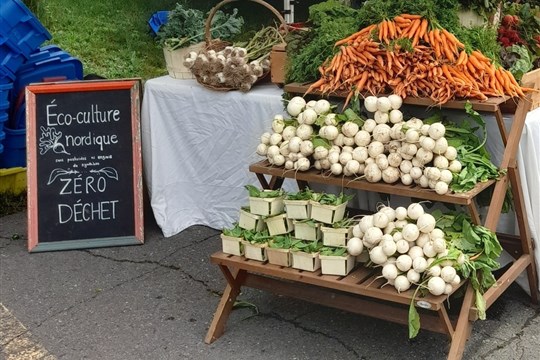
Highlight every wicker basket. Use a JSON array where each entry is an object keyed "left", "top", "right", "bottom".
[{"left": 191, "top": 0, "right": 287, "bottom": 92}]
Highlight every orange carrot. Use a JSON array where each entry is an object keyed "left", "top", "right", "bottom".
[
  {"left": 467, "top": 55, "right": 484, "bottom": 71},
  {"left": 456, "top": 50, "right": 467, "bottom": 66},
  {"left": 406, "top": 19, "right": 422, "bottom": 39},
  {"left": 304, "top": 78, "right": 326, "bottom": 96},
  {"left": 390, "top": 20, "right": 398, "bottom": 39}
]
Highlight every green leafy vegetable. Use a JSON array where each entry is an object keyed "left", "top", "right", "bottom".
[
  {"left": 312, "top": 192, "right": 354, "bottom": 206},
  {"left": 502, "top": 45, "right": 534, "bottom": 81},
  {"left": 408, "top": 293, "right": 421, "bottom": 338},
  {"left": 285, "top": 1, "right": 362, "bottom": 83},
  {"left": 319, "top": 246, "right": 348, "bottom": 256},
  {"left": 269, "top": 234, "right": 294, "bottom": 249},
  {"left": 245, "top": 185, "right": 285, "bottom": 198},
  {"left": 443, "top": 103, "right": 502, "bottom": 193},
  {"left": 243, "top": 228, "right": 272, "bottom": 244},
  {"left": 291, "top": 239, "right": 322, "bottom": 253},
  {"left": 330, "top": 217, "right": 356, "bottom": 229},
  {"left": 156, "top": 3, "right": 244, "bottom": 50},
  {"left": 222, "top": 223, "right": 244, "bottom": 237},
  {"left": 285, "top": 188, "right": 317, "bottom": 201},
  {"left": 408, "top": 210, "right": 503, "bottom": 335}
]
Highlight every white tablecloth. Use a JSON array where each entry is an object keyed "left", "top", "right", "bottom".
[
  {"left": 516, "top": 108, "right": 540, "bottom": 291},
  {"left": 141, "top": 76, "right": 286, "bottom": 237}
]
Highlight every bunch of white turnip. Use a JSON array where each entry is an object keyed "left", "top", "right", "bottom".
[
  {"left": 256, "top": 94, "right": 464, "bottom": 194},
  {"left": 256, "top": 96, "right": 333, "bottom": 172},
  {"left": 345, "top": 202, "right": 463, "bottom": 296}
]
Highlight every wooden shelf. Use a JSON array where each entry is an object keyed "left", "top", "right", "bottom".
[
  {"left": 206, "top": 251, "right": 465, "bottom": 342},
  {"left": 283, "top": 82, "right": 514, "bottom": 113},
  {"left": 250, "top": 160, "right": 495, "bottom": 206},
  {"left": 206, "top": 87, "right": 538, "bottom": 360},
  {"left": 211, "top": 252, "right": 460, "bottom": 309}
]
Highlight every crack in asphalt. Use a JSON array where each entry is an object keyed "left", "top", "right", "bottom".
[
  {"left": 258, "top": 311, "right": 361, "bottom": 358},
  {"left": 478, "top": 309, "right": 540, "bottom": 359},
  {"left": 82, "top": 245, "right": 222, "bottom": 297},
  {"left": 31, "top": 267, "right": 159, "bottom": 330}
]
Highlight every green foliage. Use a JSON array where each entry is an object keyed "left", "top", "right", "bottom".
[
  {"left": 291, "top": 239, "right": 322, "bottom": 253},
  {"left": 330, "top": 217, "right": 355, "bottom": 229},
  {"left": 156, "top": 3, "right": 244, "bottom": 50},
  {"left": 504, "top": 2, "right": 540, "bottom": 53},
  {"left": 440, "top": 214, "right": 502, "bottom": 320},
  {"left": 222, "top": 223, "right": 244, "bottom": 237},
  {"left": 245, "top": 185, "right": 285, "bottom": 198},
  {"left": 312, "top": 192, "right": 354, "bottom": 205},
  {"left": 308, "top": 0, "right": 360, "bottom": 26},
  {"left": 441, "top": 103, "right": 501, "bottom": 194},
  {"left": 243, "top": 228, "right": 272, "bottom": 244},
  {"left": 36, "top": 0, "right": 181, "bottom": 79},
  {"left": 458, "top": 0, "right": 500, "bottom": 16},
  {"left": 355, "top": 0, "right": 461, "bottom": 31},
  {"left": 269, "top": 234, "right": 294, "bottom": 249},
  {"left": 456, "top": 25, "right": 501, "bottom": 64},
  {"left": 285, "top": 188, "right": 316, "bottom": 201},
  {"left": 408, "top": 209, "right": 503, "bottom": 336},
  {"left": 319, "top": 246, "right": 348, "bottom": 256},
  {"left": 285, "top": 1, "right": 362, "bottom": 83},
  {"left": 501, "top": 45, "right": 534, "bottom": 81}
]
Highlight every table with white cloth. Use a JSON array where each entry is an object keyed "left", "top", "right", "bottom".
[
  {"left": 141, "top": 76, "right": 287, "bottom": 237},
  {"left": 141, "top": 76, "right": 539, "bottom": 289}
]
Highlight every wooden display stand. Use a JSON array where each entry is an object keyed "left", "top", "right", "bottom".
[{"left": 205, "top": 90, "right": 539, "bottom": 360}]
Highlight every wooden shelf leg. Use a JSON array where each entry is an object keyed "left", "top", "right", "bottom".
[
  {"left": 447, "top": 283, "right": 475, "bottom": 360},
  {"left": 205, "top": 267, "right": 246, "bottom": 344},
  {"left": 466, "top": 201, "right": 482, "bottom": 226},
  {"left": 437, "top": 306, "right": 455, "bottom": 340}
]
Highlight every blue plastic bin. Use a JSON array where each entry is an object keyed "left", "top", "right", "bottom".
[
  {"left": 0, "top": 36, "right": 25, "bottom": 76},
  {"left": 0, "top": 79, "right": 13, "bottom": 103},
  {"left": 148, "top": 11, "right": 169, "bottom": 36},
  {"left": 0, "top": 63, "right": 16, "bottom": 80},
  {"left": 0, "top": 100, "right": 9, "bottom": 112},
  {"left": 0, "top": 109, "right": 9, "bottom": 154},
  {"left": 0, "top": 111, "right": 7, "bottom": 154},
  {"left": 11, "top": 102, "right": 25, "bottom": 130},
  {"left": 0, "top": 112, "right": 7, "bottom": 137},
  {"left": 0, "top": 0, "right": 52, "bottom": 57},
  {"left": 10, "top": 54, "right": 83, "bottom": 107},
  {"left": 0, "top": 127, "right": 26, "bottom": 167}
]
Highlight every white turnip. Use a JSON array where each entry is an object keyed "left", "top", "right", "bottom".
[
  {"left": 394, "top": 275, "right": 411, "bottom": 292},
  {"left": 427, "top": 276, "right": 446, "bottom": 296}
]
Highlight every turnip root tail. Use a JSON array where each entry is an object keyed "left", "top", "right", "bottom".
[{"left": 345, "top": 174, "right": 366, "bottom": 186}]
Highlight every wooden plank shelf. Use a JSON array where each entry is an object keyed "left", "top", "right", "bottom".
[
  {"left": 211, "top": 252, "right": 463, "bottom": 309},
  {"left": 206, "top": 251, "right": 465, "bottom": 343},
  {"left": 283, "top": 82, "right": 514, "bottom": 113},
  {"left": 250, "top": 160, "right": 495, "bottom": 206}
]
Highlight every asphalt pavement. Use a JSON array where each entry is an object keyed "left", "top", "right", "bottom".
[{"left": 1, "top": 207, "right": 539, "bottom": 360}]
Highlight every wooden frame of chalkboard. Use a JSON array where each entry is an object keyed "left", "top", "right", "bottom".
[{"left": 26, "top": 79, "right": 144, "bottom": 252}]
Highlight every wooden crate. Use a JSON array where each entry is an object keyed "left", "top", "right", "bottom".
[
  {"left": 270, "top": 43, "right": 286, "bottom": 85},
  {"left": 522, "top": 68, "right": 540, "bottom": 110}
]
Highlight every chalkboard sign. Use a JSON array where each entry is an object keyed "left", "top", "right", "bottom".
[{"left": 26, "top": 80, "right": 144, "bottom": 252}]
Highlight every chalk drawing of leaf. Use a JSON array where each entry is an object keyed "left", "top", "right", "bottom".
[
  {"left": 48, "top": 168, "right": 72, "bottom": 185},
  {"left": 98, "top": 167, "right": 119, "bottom": 180}
]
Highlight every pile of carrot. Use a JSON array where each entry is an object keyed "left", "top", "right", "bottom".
[{"left": 306, "top": 14, "right": 527, "bottom": 105}]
